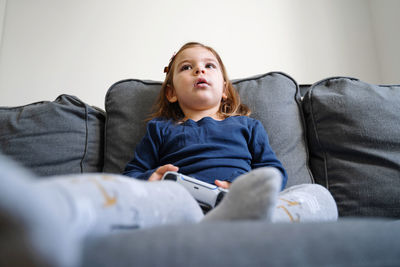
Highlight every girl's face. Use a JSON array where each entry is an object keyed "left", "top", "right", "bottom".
[{"left": 167, "top": 46, "right": 227, "bottom": 119}]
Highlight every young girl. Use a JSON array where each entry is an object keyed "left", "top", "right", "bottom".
[
  {"left": 124, "top": 42, "right": 288, "bottom": 188},
  {"left": 123, "top": 42, "right": 337, "bottom": 222},
  {"left": 0, "top": 42, "right": 337, "bottom": 267}
]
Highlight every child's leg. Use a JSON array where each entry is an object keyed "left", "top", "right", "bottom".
[
  {"left": 202, "top": 167, "right": 338, "bottom": 223},
  {"left": 203, "top": 167, "right": 282, "bottom": 222},
  {"left": 0, "top": 154, "right": 203, "bottom": 267},
  {"left": 38, "top": 173, "right": 204, "bottom": 236},
  {"left": 272, "top": 184, "right": 338, "bottom": 222}
]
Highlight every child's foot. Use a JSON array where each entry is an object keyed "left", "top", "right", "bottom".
[
  {"left": 202, "top": 167, "right": 282, "bottom": 222},
  {"left": 0, "top": 154, "right": 79, "bottom": 267}
]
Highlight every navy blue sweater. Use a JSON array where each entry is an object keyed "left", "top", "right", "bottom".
[{"left": 124, "top": 116, "right": 287, "bottom": 189}]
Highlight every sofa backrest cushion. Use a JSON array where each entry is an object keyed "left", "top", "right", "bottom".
[
  {"left": 104, "top": 72, "right": 313, "bottom": 187},
  {"left": 0, "top": 94, "right": 105, "bottom": 177},
  {"left": 302, "top": 77, "right": 400, "bottom": 218}
]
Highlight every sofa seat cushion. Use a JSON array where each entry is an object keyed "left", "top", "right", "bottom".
[
  {"left": 82, "top": 219, "right": 400, "bottom": 267},
  {"left": 104, "top": 72, "right": 313, "bottom": 187},
  {"left": 302, "top": 77, "right": 400, "bottom": 218},
  {"left": 0, "top": 95, "right": 105, "bottom": 177}
]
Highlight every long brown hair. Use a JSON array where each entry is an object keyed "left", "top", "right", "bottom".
[{"left": 149, "top": 42, "right": 250, "bottom": 121}]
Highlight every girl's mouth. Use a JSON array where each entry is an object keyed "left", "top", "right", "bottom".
[{"left": 194, "top": 78, "right": 209, "bottom": 88}]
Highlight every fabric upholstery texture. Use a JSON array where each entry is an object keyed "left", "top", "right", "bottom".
[
  {"left": 104, "top": 72, "right": 313, "bottom": 187},
  {"left": 302, "top": 77, "right": 400, "bottom": 218},
  {"left": 0, "top": 94, "right": 105, "bottom": 177},
  {"left": 82, "top": 219, "right": 400, "bottom": 267}
]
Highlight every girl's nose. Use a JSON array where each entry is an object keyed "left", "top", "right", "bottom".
[{"left": 195, "top": 67, "right": 205, "bottom": 75}]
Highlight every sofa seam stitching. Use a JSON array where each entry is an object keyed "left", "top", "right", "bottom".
[
  {"left": 308, "top": 85, "right": 330, "bottom": 189},
  {"left": 80, "top": 103, "right": 89, "bottom": 173}
]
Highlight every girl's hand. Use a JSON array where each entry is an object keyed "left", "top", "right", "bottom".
[
  {"left": 215, "top": 180, "right": 231, "bottom": 189},
  {"left": 148, "top": 164, "right": 179, "bottom": 181}
]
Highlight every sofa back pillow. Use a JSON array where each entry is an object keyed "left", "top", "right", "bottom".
[
  {"left": 302, "top": 77, "right": 400, "bottom": 218},
  {"left": 104, "top": 72, "right": 313, "bottom": 187},
  {"left": 0, "top": 94, "right": 105, "bottom": 177}
]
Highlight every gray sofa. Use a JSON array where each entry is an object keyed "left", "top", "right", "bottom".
[{"left": 1, "top": 72, "right": 400, "bottom": 266}]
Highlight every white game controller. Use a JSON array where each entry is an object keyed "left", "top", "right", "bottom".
[{"left": 162, "top": 171, "right": 228, "bottom": 212}]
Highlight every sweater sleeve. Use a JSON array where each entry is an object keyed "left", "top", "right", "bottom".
[
  {"left": 123, "top": 120, "right": 162, "bottom": 180},
  {"left": 249, "top": 120, "right": 288, "bottom": 189}
]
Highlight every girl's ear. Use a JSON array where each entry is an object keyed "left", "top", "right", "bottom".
[
  {"left": 166, "top": 85, "right": 178, "bottom": 103},
  {"left": 222, "top": 82, "right": 228, "bottom": 100}
]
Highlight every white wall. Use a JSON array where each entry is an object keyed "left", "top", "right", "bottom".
[
  {"left": 0, "top": 0, "right": 398, "bottom": 109},
  {"left": 369, "top": 0, "right": 400, "bottom": 84},
  {"left": 0, "top": 0, "right": 6, "bottom": 51}
]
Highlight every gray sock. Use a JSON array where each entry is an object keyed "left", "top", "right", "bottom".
[
  {"left": 0, "top": 154, "right": 79, "bottom": 267},
  {"left": 202, "top": 167, "right": 282, "bottom": 222},
  {"left": 272, "top": 184, "right": 338, "bottom": 222}
]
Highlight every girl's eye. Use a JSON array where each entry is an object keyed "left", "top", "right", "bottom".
[
  {"left": 180, "top": 65, "right": 192, "bottom": 71},
  {"left": 206, "top": 63, "right": 216, "bottom": 69}
]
